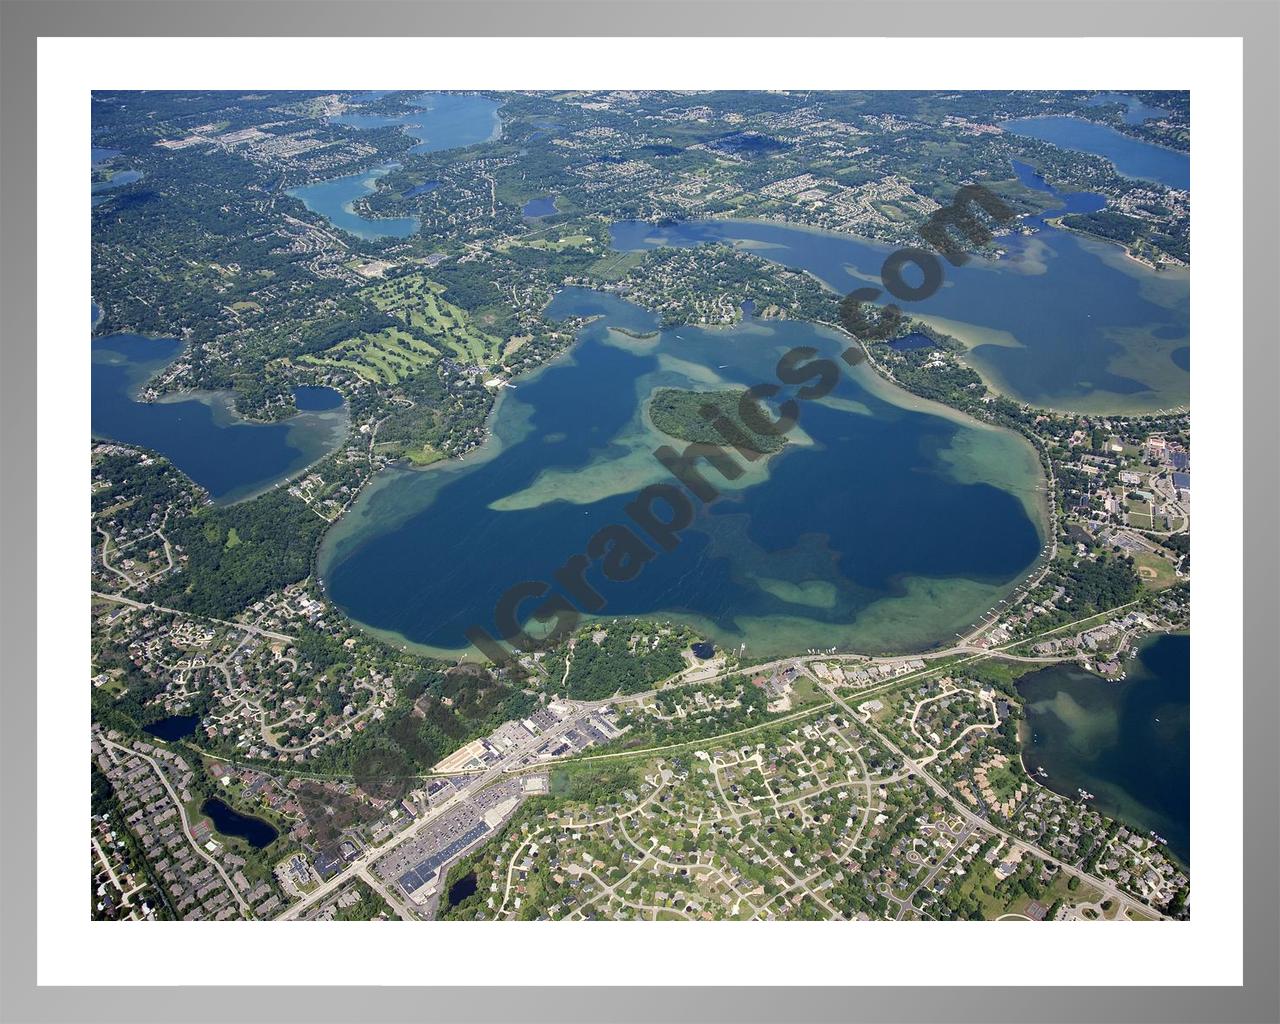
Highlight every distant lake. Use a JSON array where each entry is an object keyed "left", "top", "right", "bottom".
[
  {"left": 522, "top": 196, "right": 558, "bottom": 218},
  {"left": 286, "top": 166, "right": 420, "bottom": 240},
  {"left": 291, "top": 94, "right": 502, "bottom": 239},
  {"left": 201, "top": 797, "right": 278, "bottom": 849},
  {"left": 92, "top": 169, "right": 143, "bottom": 194},
  {"left": 331, "top": 92, "right": 501, "bottom": 155},
  {"left": 320, "top": 288, "right": 1047, "bottom": 660},
  {"left": 1085, "top": 92, "right": 1171, "bottom": 126},
  {"left": 609, "top": 193, "right": 1188, "bottom": 416},
  {"left": 1018, "top": 633, "right": 1189, "bottom": 864},
  {"left": 403, "top": 180, "right": 440, "bottom": 198},
  {"left": 528, "top": 121, "right": 564, "bottom": 143},
  {"left": 1002, "top": 116, "right": 1189, "bottom": 191},
  {"left": 142, "top": 714, "right": 200, "bottom": 742},
  {"left": 92, "top": 333, "right": 349, "bottom": 503}
]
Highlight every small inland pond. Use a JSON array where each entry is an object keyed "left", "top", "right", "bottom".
[{"left": 200, "top": 797, "right": 279, "bottom": 849}]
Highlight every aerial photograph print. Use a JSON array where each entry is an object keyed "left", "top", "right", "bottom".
[{"left": 89, "top": 88, "right": 1191, "bottom": 925}]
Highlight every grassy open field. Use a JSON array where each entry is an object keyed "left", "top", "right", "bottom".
[
  {"left": 300, "top": 326, "right": 440, "bottom": 385},
  {"left": 298, "top": 273, "right": 505, "bottom": 382},
  {"left": 360, "top": 273, "right": 503, "bottom": 367},
  {"left": 587, "top": 249, "right": 647, "bottom": 281},
  {"left": 495, "top": 233, "right": 595, "bottom": 254},
  {"left": 1125, "top": 498, "right": 1155, "bottom": 529},
  {"left": 1132, "top": 549, "right": 1179, "bottom": 589}
]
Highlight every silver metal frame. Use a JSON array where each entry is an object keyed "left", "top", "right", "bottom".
[{"left": 2, "top": 2, "right": 1275, "bottom": 1021}]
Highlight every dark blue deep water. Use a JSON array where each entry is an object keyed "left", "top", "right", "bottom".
[
  {"left": 293, "top": 385, "right": 346, "bottom": 412},
  {"left": 92, "top": 333, "right": 348, "bottom": 503},
  {"left": 200, "top": 797, "right": 279, "bottom": 849},
  {"left": 1018, "top": 633, "right": 1190, "bottom": 864},
  {"left": 403, "top": 180, "right": 441, "bottom": 198},
  {"left": 91, "top": 169, "right": 143, "bottom": 194},
  {"left": 447, "top": 871, "right": 478, "bottom": 907},
  {"left": 320, "top": 290, "right": 1045, "bottom": 659},
  {"left": 142, "top": 714, "right": 200, "bottom": 742},
  {"left": 887, "top": 331, "right": 936, "bottom": 352}
]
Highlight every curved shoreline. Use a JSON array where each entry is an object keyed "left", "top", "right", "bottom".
[
  {"left": 999, "top": 111, "right": 1190, "bottom": 159},
  {"left": 317, "top": 289, "right": 1052, "bottom": 664},
  {"left": 610, "top": 214, "right": 1188, "bottom": 416},
  {"left": 93, "top": 332, "right": 350, "bottom": 505}
]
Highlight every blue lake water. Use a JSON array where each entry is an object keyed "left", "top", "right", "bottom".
[
  {"left": 1018, "top": 633, "right": 1189, "bottom": 865},
  {"left": 92, "top": 169, "right": 143, "bottom": 194},
  {"left": 608, "top": 174, "right": 1188, "bottom": 416},
  {"left": 403, "top": 180, "right": 441, "bottom": 198},
  {"left": 1003, "top": 116, "right": 1189, "bottom": 191},
  {"left": 331, "top": 92, "right": 501, "bottom": 155},
  {"left": 1085, "top": 92, "right": 1171, "bottom": 125},
  {"left": 1009, "top": 159, "right": 1107, "bottom": 220},
  {"left": 92, "top": 334, "right": 349, "bottom": 503},
  {"left": 92, "top": 156, "right": 144, "bottom": 207},
  {"left": 522, "top": 196, "right": 558, "bottom": 218},
  {"left": 142, "top": 714, "right": 200, "bottom": 742},
  {"left": 290, "top": 93, "right": 501, "bottom": 239},
  {"left": 447, "top": 871, "right": 478, "bottom": 907},
  {"left": 293, "top": 385, "right": 346, "bottom": 412},
  {"left": 286, "top": 166, "right": 421, "bottom": 240},
  {"left": 200, "top": 797, "right": 278, "bottom": 849},
  {"left": 320, "top": 288, "right": 1047, "bottom": 660},
  {"left": 886, "top": 331, "right": 936, "bottom": 352},
  {"left": 528, "top": 122, "right": 564, "bottom": 143}
]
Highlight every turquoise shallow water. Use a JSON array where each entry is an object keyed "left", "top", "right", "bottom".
[{"left": 319, "top": 289, "right": 1047, "bottom": 660}]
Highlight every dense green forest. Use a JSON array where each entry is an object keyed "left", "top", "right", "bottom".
[
  {"left": 148, "top": 489, "right": 325, "bottom": 619},
  {"left": 563, "top": 624, "right": 692, "bottom": 700},
  {"left": 648, "top": 387, "right": 787, "bottom": 454},
  {"left": 1061, "top": 209, "right": 1189, "bottom": 264},
  {"left": 1061, "top": 551, "right": 1142, "bottom": 613}
]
